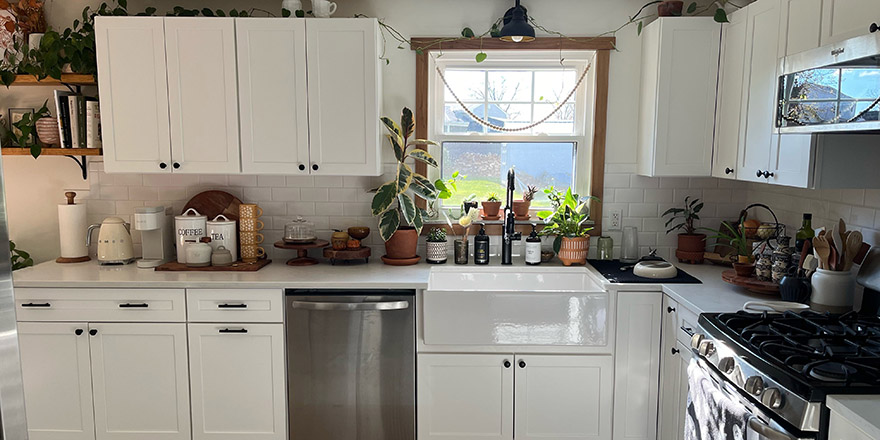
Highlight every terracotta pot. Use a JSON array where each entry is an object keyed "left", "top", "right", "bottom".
[
  {"left": 733, "top": 263, "right": 756, "bottom": 278},
  {"left": 384, "top": 227, "right": 418, "bottom": 260},
  {"left": 558, "top": 236, "right": 590, "bottom": 266},
  {"left": 482, "top": 201, "right": 502, "bottom": 217},
  {"left": 657, "top": 0, "right": 684, "bottom": 16},
  {"left": 677, "top": 233, "right": 706, "bottom": 253},
  {"left": 512, "top": 200, "right": 531, "bottom": 217}
]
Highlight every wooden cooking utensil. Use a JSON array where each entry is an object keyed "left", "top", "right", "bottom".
[
  {"left": 844, "top": 231, "right": 863, "bottom": 271},
  {"left": 813, "top": 236, "right": 831, "bottom": 270},
  {"left": 829, "top": 245, "right": 839, "bottom": 271},
  {"left": 798, "top": 240, "right": 812, "bottom": 272}
]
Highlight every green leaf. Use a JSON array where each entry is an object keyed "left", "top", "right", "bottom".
[
  {"left": 637, "top": 21, "right": 643, "bottom": 36},
  {"left": 687, "top": 2, "right": 697, "bottom": 13},
  {"left": 714, "top": 8, "right": 729, "bottom": 23},
  {"left": 396, "top": 163, "right": 413, "bottom": 192},
  {"left": 411, "top": 174, "right": 438, "bottom": 200},
  {"left": 0, "top": 71, "right": 14, "bottom": 87},
  {"left": 201, "top": 8, "right": 214, "bottom": 16},
  {"left": 408, "top": 149, "right": 438, "bottom": 168},
  {"left": 386, "top": 134, "right": 405, "bottom": 162},
  {"left": 371, "top": 181, "right": 398, "bottom": 216},
  {"left": 378, "top": 210, "right": 401, "bottom": 242},
  {"left": 400, "top": 107, "right": 414, "bottom": 140},
  {"left": 475, "top": 52, "right": 487, "bottom": 63},
  {"left": 381, "top": 117, "right": 404, "bottom": 144},
  {"left": 398, "top": 193, "right": 417, "bottom": 226},
  {"left": 118, "top": 0, "right": 127, "bottom": 9},
  {"left": 412, "top": 208, "right": 424, "bottom": 234},
  {"left": 461, "top": 27, "right": 475, "bottom": 38},
  {"left": 536, "top": 210, "right": 554, "bottom": 220},
  {"left": 282, "top": 8, "right": 291, "bottom": 17},
  {"left": 30, "top": 145, "right": 41, "bottom": 159},
  {"left": 451, "top": 171, "right": 460, "bottom": 179},
  {"left": 490, "top": 23, "right": 501, "bottom": 38},
  {"left": 553, "top": 236, "right": 562, "bottom": 254}
]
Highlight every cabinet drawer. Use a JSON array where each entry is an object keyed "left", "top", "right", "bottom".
[
  {"left": 15, "top": 288, "right": 185, "bottom": 322},
  {"left": 186, "top": 289, "right": 283, "bottom": 323}
]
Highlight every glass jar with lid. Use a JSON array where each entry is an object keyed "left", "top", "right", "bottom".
[{"left": 284, "top": 216, "right": 317, "bottom": 243}]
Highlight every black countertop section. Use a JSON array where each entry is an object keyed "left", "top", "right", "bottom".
[{"left": 588, "top": 259, "right": 702, "bottom": 284}]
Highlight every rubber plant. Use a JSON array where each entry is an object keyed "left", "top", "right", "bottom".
[{"left": 371, "top": 107, "right": 439, "bottom": 242}]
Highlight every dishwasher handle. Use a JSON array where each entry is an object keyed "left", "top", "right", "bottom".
[{"left": 290, "top": 300, "right": 409, "bottom": 311}]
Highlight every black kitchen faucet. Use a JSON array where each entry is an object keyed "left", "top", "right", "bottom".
[{"left": 502, "top": 168, "right": 522, "bottom": 265}]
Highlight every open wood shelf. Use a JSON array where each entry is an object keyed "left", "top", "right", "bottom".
[
  {"left": 1, "top": 147, "right": 102, "bottom": 156},
  {"left": 10, "top": 74, "right": 97, "bottom": 86}
]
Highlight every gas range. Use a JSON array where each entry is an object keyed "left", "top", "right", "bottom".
[{"left": 693, "top": 310, "right": 880, "bottom": 438}]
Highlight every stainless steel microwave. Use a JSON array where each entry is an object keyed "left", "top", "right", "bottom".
[{"left": 778, "top": 30, "right": 880, "bottom": 133}]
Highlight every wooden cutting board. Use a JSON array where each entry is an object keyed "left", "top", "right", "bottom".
[
  {"left": 155, "top": 259, "right": 271, "bottom": 272},
  {"left": 183, "top": 190, "right": 243, "bottom": 221}
]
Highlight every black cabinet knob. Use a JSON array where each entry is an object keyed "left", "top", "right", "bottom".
[
  {"left": 667, "top": 306, "right": 676, "bottom": 313},
  {"left": 75, "top": 329, "right": 84, "bottom": 336},
  {"left": 725, "top": 167, "right": 734, "bottom": 175},
  {"left": 518, "top": 360, "right": 526, "bottom": 368},
  {"left": 159, "top": 162, "right": 167, "bottom": 169},
  {"left": 763, "top": 171, "right": 774, "bottom": 178},
  {"left": 871, "top": 23, "right": 879, "bottom": 33},
  {"left": 756, "top": 169, "right": 764, "bottom": 178},
  {"left": 298, "top": 164, "right": 306, "bottom": 171},
  {"left": 503, "top": 360, "right": 511, "bottom": 368},
  {"left": 671, "top": 347, "right": 680, "bottom": 355},
  {"left": 89, "top": 329, "right": 98, "bottom": 336},
  {"left": 173, "top": 162, "right": 181, "bottom": 169},
  {"left": 312, "top": 164, "right": 319, "bottom": 171}
]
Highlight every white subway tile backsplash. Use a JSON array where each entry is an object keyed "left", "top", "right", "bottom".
[
  {"left": 285, "top": 176, "right": 315, "bottom": 187},
  {"left": 128, "top": 186, "right": 158, "bottom": 201},
  {"left": 287, "top": 202, "right": 317, "bottom": 216},
  {"left": 604, "top": 173, "right": 630, "bottom": 189},
  {"left": 315, "top": 202, "right": 344, "bottom": 217},
  {"left": 258, "top": 175, "right": 286, "bottom": 187},
  {"left": 300, "top": 188, "right": 329, "bottom": 202},
  {"left": 630, "top": 175, "right": 660, "bottom": 189},
  {"left": 644, "top": 189, "right": 673, "bottom": 204},
  {"left": 271, "top": 188, "right": 302, "bottom": 202},
  {"left": 615, "top": 188, "right": 644, "bottom": 203},
  {"left": 851, "top": 206, "right": 875, "bottom": 228},
  {"left": 328, "top": 188, "right": 358, "bottom": 202},
  {"left": 158, "top": 187, "right": 187, "bottom": 201},
  {"left": 199, "top": 175, "right": 228, "bottom": 187},
  {"left": 314, "top": 176, "right": 344, "bottom": 188},
  {"left": 99, "top": 186, "right": 128, "bottom": 200},
  {"left": 244, "top": 187, "right": 273, "bottom": 201},
  {"left": 227, "top": 175, "right": 258, "bottom": 187},
  {"left": 629, "top": 203, "right": 658, "bottom": 218}
]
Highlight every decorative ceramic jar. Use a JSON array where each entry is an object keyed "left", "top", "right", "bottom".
[
  {"left": 35, "top": 117, "right": 61, "bottom": 146},
  {"left": 175, "top": 208, "right": 206, "bottom": 264},
  {"left": 185, "top": 237, "right": 213, "bottom": 267},
  {"left": 426, "top": 241, "right": 448, "bottom": 264},
  {"left": 810, "top": 269, "right": 856, "bottom": 313},
  {"left": 756, "top": 254, "right": 773, "bottom": 282},
  {"left": 207, "top": 214, "right": 237, "bottom": 262},
  {"left": 772, "top": 236, "right": 793, "bottom": 283}
]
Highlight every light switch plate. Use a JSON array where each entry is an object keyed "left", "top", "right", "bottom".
[{"left": 608, "top": 209, "right": 623, "bottom": 231}]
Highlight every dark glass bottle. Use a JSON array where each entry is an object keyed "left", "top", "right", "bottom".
[
  {"left": 795, "top": 214, "right": 814, "bottom": 253},
  {"left": 475, "top": 224, "right": 490, "bottom": 265}
]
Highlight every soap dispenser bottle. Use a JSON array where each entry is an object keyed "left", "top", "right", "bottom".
[
  {"left": 475, "top": 224, "right": 490, "bottom": 265},
  {"left": 525, "top": 224, "right": 542, "bottom": 265}
]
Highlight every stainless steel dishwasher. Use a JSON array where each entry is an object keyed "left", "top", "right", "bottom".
[{"left": 285, "top": 289, "right": 415, "bottom": 440}]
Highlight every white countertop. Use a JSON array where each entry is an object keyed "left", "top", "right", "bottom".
[{"left": 827, "top": 395, "right": 880, "bottom": 439}]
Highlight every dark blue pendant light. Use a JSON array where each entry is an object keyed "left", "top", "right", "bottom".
[{"left": 499, "top": 0, "right": 536, "bottom": 43}]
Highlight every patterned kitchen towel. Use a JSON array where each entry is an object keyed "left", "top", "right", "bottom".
[{"left": 684, "top": 359, "right": 750, "bottom": 440}]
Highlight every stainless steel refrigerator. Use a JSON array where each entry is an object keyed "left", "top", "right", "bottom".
[{"left": 0, "top": 152, "right": 30, "bottom": 439}]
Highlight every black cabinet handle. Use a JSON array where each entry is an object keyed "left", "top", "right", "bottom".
[
  {"left": 671, "top": 347, "right": 680, "bottom": 355},
  {"left": 218, "top": 303, "right": 247, "bottom": 309},
  {"left": 763, "top": 171, "right": 774, "bottom": 178},
  {"left": 871, "top": 23, "right": 878, "bottom": 33},
  {"left": 119, "top": 303, "right": 149, "bottom": 308},
  {"left": 89, "top": 329, "right": 98, "bottom": 336},
  {"left": 725, "top": 167, "right": 734, "bottom": 175},
  {"left": 503, "top": 360, "right": 511, "bottom": 368},
  {"left": 518, "top": 360, "right": 526, "bottom": 368},
  {"left": 219, "top": 328, "right": 248, "bottom": 334},
  {"left": 756, "top": 169, "right": 764, "bottom": 178},
  {"left": 298, "top": 164, "right": 306, "bottom": 171},
  {"left": 159, "top": 162, "right": 168, "bottom": 169},
  {"left": 173, "top": 162, "right": 181, "bottom": 169},
  {"left": 312, "top": 164, "right": 319, "bottom": 171},
  {"left": 667, "top": 306, "right": 676, "bottom": 313},
  {"left": 21, "top": 302, "right": 50, "bottom": 308},
  {"left": 75, "top": 329, "right": 84, "bottom": 336}
]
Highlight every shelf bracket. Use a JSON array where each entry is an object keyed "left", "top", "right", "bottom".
[{"left": 64, "top": 155, "right": 88, "bottom": 180}]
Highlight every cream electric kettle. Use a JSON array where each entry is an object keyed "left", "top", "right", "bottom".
[{"left": 87, "top": 217, "right": 135, "bottom": 265}]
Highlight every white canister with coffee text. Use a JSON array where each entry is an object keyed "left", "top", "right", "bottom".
[{"left": 174, "top": 208, "right": 206, "bottom": 263}]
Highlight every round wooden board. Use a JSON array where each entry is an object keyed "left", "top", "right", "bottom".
[
  {"left": 183, "top": 190, "right": 243, "bottom": 221},
  {"left": 274, "top": 240, "right": 329, "bottom": 251},
  {"left": 722, "top": 269, "right": 780, "bottom": 295}
]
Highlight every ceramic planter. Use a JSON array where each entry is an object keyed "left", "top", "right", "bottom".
[
  {"left": 426, "top": 241, "right": 448, "bottom": 264},
  {"left": 657, "top": 0, "right": 684, "bottom": 16},
  {"left": 384, "top": 227, "right": 418, "bottom": 260},
  {"left": 512, "top": 200, "right": 531, "bottom": 217},
  {"left": 482, "top": 201, "right": 502, "bottom": 217},
  {"left": 558, "top": 236, "right": 589, "bottom": 266},
  {"left": 675, "top": 233, "right": 706, "bottom": 264},
  {"left": 35, "top": 117, "right": 60, "bottom": 146}
]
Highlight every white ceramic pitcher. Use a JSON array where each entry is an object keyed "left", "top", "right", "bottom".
[{"left": 312, "top": 0, "right": 337, "bottom": 17}]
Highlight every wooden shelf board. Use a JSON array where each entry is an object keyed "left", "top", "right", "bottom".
[
  {"left": 1, "top": 148, "right": 102, "bottom": 156},
  {"left": 10, "top": 74, "right": 97, "bottom": 86}
]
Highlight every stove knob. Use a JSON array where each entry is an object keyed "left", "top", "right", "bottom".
[
  {"left": 718, "top": 357, "right": 735, "bottom": 374},
  {"left": 698, "top": 340, "right": 715, "bottom": 357},
  {"left": 691, "top": 333, "right": 705, "bottom": 350},
  {"left": 761, "top": 388, "right": 784, "bottom": 409},
  {"left": 744, "top": 376, "right": 765, "bottom": 396}
]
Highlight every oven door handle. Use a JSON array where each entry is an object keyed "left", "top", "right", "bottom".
[{"left": 749, "top": 417, "right": 795, "bottom": 440}]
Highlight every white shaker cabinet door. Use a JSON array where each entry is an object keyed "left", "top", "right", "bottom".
[
  {"left": 18, "top": 322, "right": 95, "bottom": 440},
  {"left": 306, "top": 18, "right": 382, "bottom": 176},
  {"left": 712, "top": 8, "right": 749, "bottom": 179},
  {"left": 417, "top": 354, "right": 514, "bottom": 440},
  {"left": 769, "top": 133, "right": 814, "bottom": 188},
  {"left": 236, "top": 19, "right": 310, "bottom": 175},
  {"left": 165, "top": 18, "right": 240, "bottom": 174},
  {"left": 658, "top": 297, "right": 684, "bottom": 440},
  {"left": 783, "top": 0, "right": 823, "bottom": 56},
  {"left": 821, "top": 0, "right": 880, "bottom": 46},
  {"left": 514, "top": 355, "right": 613, "bottom": 440},
  {"left": 675, "top": 341, "right": 694, "bottom": 440},
  {"left": 95, "top": 16, "right": 172, "bottom": 174},
  {"left": 188, "top": 324, "right": 287, "bottom": 440},
  {"left": 89, "top": 323, "right": 191, "bottom": 440}
]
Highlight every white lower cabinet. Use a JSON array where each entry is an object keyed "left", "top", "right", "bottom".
[
  {"left": 658, "top": 297, "right": 695, "bottom": 440},
  {"left": 89, "top": 323, "right": 191, "bottom": 440},
  {"left": 188, "top": 323, "right": 287, "bottom": 440},
  {"left": 18, "top": 322, "right": 95, "bottom": 440},
  {"left": 417, "top": 353, "right": 612, "bottom": 440}
]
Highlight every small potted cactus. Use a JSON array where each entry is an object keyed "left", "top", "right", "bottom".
[
  {"left": 482, "top": 192, "right": 502, "bottom": 218},
  {"left": 425, "top": 227, "right": 448, "bottom": 264},
  {"left": 513, "top": 185, "right": 537, "bottom": 218}
]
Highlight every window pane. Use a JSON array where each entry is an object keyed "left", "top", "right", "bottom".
[
  {"left": 444, "top": 103, "right": 485, "bottom": 133},
  {"left": 787, "top": 69, "right": 840, "bottom": 100},
  {"left": 533, "top": 103, "right": 576, "bottom": 134},
  {"left": 487, "top": 71, "right": 532, "bottom": 102},
  {"left": 840, "top": 68, "right": 880, "bottom": 100},
  {"left": 443, "top": 70, "right": 484, "bottom": 101},
  {"left": 440, "top": 142, "right": 576, "bottom": 208},
  {"left": 534, "top": 70, "right": 578, "bottom": 104},
  {"left": 487, "top": 103, "right": 532, "bottom": 133}
]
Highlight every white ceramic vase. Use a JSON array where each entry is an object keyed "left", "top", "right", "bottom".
[{"left": 810, "top": 269, "right": 856, "bottom": 313}]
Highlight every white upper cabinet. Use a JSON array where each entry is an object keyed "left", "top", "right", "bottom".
[
  {"left": 637, "top": 18, "right": 721, "bottom": 177},
  {"left": 820, "top": 0, "right": 880, "bottom": 46},
  {"left": 96, "top": 17, "right": 172, "bottom": 174},
  {"left": 165, "top": 18, "right": 241, "bottom": 174},
  {"left": 306, "top": 18, "right": 382, "bottom": 176},
  {"left": 784, "top": 0, "right": 823, "bottom": 55},
  {"left": 712, "top": 7, "right": 749, "bottom": 179},
  {"left": 237, "top": 19, "right": 310, "bottom": 175}
]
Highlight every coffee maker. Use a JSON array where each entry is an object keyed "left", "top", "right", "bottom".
[{"left": 134, "top": 206, "right": 174, "bottom": 268}]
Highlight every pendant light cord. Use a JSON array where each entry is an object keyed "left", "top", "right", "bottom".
[{"left": 436, "top": 63, "right": 591, "bottom": 132}]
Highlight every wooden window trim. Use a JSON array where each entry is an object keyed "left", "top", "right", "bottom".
[{"left": 413, "top": 37, "right": 613, "bottom": 236}]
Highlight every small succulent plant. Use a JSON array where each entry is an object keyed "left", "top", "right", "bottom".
[
  {"left": 486, "top": 192, "right": 500, "bottom": 202},
  {"left": 523, "top": 185, "right": 538, "bottom": 202},
  {"left": 427, "top": 227, "right": 447, "bottom": 242}
]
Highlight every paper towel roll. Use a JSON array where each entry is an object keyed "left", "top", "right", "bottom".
[{"left": 58, "top": 203, "right": 88, "bottom": 258}]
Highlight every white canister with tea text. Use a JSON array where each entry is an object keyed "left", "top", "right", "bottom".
[
  {"left": 207, "top": 214, "right": 238, "bottom": 262},
  {"left": 175, "top": 208, "right": 206, "bottom": 263}
]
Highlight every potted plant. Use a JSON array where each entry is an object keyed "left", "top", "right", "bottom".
[
  {"left": 657, "top": 1, "right": 684, "bottom": 16},
  {"left": 513, "top": 185, "right": 537, "bottom": 218},
  {"left": 662, "top": 196, "right": 706, "bottom": 264},
  {"left": 537, "top": 187, "right": 597, "bottom": 266},
  {"left": 425, "top": 227, "right": 447, "bottom": 264},
  {"left": 482, "top": 192, "right": 501, "bottom": 218},
  {"left": 372, "top": 107, "right": 440, "bottom": 265},
  {"left": 704, "top": 218, "right": 754, "bottom": 276}
]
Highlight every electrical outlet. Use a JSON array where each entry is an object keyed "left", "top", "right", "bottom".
[{"left": 608, "top": 209, "right": 623, "bottom": 231}]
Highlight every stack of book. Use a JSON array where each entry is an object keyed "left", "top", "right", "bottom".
[{"left": 53, "top": 90, "right": 102, "bottom": 149}]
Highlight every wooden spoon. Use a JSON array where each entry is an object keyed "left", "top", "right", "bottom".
[
  {"left": 844, "top": 231, "right": 863, "bottom": 271},
  {"left": 813, "top": 236, "right": 831, "bottom": 270}
]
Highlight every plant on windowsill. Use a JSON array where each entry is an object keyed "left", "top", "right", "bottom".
[
  {"left": 425, "top": 227, "right": 447, "bottom": 264},
  {"left": 482, "top": 192, "right": 502, "bottom": 218},
  {"left": 536, "top": 187, "right": 598, "bottom": 266},
  {"left": 371, "top": 107, "right": 439, "bottom": 265},
  {"left": 513, "top": 185, "right": 537, "bottom": 218},
  {"left": 662, "top": 196, "right": 706, "bottom": 264}
]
